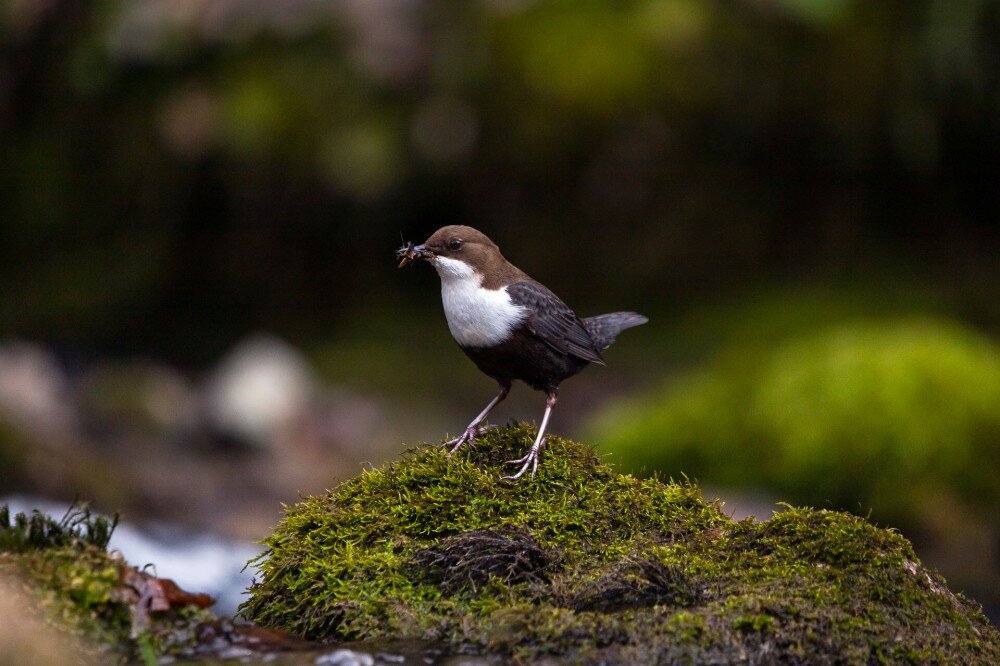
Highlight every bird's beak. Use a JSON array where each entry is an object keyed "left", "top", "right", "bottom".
[{"left": 396, "top": 243, "right": 434, "bottom": 268}]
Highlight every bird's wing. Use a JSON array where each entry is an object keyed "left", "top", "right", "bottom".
[{"left": 506, "top": 281, "right": 605, "bottom": 364}]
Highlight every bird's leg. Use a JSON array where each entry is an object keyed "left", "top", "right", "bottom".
[
  {"left": 445, "top": 382, "right": 510, "bottom": 456},
  {"left": 503, "top": 392, "right": 557, "bottom": 480}
]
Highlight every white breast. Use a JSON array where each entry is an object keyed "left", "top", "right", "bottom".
[{"left": 431, "top": 256, "right": 526, "bottom": 348}]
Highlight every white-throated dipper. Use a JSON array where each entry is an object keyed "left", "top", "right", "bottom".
[{"left": 397, "top": 225, "right": 647, "bottom": 479}]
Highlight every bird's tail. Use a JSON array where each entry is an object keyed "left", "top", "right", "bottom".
[{"left": 583, "top": 312, "right": 648, "bottom": 351}]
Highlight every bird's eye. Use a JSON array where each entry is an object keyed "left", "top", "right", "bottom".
[{"left": 448, "top": 238, "right": 463, "bottom": 251}]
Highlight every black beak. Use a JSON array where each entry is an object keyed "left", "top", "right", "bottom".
[{"left": 396, "top": 243, "right": 434, "bottom": 268}]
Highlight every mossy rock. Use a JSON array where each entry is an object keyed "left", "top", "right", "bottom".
[
  {"left": 241, "top": 424, "right": 1000, "bottom": 663},
  {"left": 588, "top": 318, "right": 1000, "bottom": 604},
  {"left": 0, "top": 504, "right": 215, "bottom": 663}
]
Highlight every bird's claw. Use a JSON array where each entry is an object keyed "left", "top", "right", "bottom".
[
  {"left": 444, "top": 423, "right": 497, "bottom": 456},
  {"left": 502, "top": 439, "right": 545, "bottom": 480},
  {"left": 444, "top": 431, "right": 472, "bottom": 456},
  {"left": 471, "top": 423, "right": 500, "bottom": 437}
]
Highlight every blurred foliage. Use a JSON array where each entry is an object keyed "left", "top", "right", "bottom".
[
  {"left": 0, "top": 421, "right": 29, "bottom": 492},
  {"left": 1, "top": 0, "right": 998, "bottom": 363},
  {"left": 588, "top": 318, "right": 1000, "bottom": 531}
]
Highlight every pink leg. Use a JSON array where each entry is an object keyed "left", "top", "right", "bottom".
[
  {"left": 503, "top": 392, "right": 557, "bottom": 480},
  {"left": 445, "top": 382, "right": 510, "bottom": 456}
]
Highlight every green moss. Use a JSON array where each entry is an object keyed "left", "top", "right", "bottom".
[
  {"left": 0, "top": 503, "right": 215, "bottom": 662},
  {"left": 2, "top": 546, "right": 131, "bottom": 654},
  {"left": 0, "top": 502, "right": 118, "bottom": 553},
  {"left": 241, "top": 425, "right": 1000, "bottom": 663},
  {"left": 589, "top": 318, "right": 1000, "bottom": 526}
]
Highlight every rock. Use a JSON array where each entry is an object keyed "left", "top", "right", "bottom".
[
  {"left": 241, "top": 424, "right": 1000, "bottom": 664},
  {"left": 314, "top": 648, "right": 375, "bottom": 665},
  {"left": 202, "top": 333, "right": 386, "bottom": 455},
  {"left": 203, "top": 333, "right": 318, "bottom": 448},
  {"left": 76, "top": 361, "right": 200, "bottom": 438},
  {"left": 0, "top": 340, "right": 77, "bottom": 443}
]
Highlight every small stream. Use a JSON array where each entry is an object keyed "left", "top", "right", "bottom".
[{"left": 176, "top": 639, "right": 503, "bottom": 665}]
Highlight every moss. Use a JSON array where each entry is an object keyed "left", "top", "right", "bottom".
[
  {"left": 0, "top": 503, "right": 215, "bottom": 662},
  {"left": 589, "top": 318, "right": 1000, "bottom": 526},
  {"left": 0, "top": 502, "right": 118, "bottom": 553},
  {"left": 241, "top": 425, "right": 1000, "bottom": 663},
  {"left": 590, "top": 318, "right": 1000, "bottom": 607},
  {"left": 2, "top": 546, "right": 131, "bottom": 656}
]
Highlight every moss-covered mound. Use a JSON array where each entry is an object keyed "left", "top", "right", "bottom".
[
  {"left": 241, "top": 424, "right": 1000, "bottom": 663},
  {"left": 589, "top": 318, "right": 1000, "bottom": 606}
]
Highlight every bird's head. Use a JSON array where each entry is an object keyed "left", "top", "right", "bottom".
[{"left": 397, "top": 226, "right": 508, "bottom": 281}]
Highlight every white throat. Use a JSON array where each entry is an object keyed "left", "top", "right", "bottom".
[{"left": 430, "top": 256, "right": 526, "bottom": 348}]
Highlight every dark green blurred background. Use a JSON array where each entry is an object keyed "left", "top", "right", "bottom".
[{"left": 1, "top": 0, "right": 998, "bottom": 618}]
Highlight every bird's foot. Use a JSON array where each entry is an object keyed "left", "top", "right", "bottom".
[
  {"left": 444, "top": 423, "right": 498, "bottom": 456},
  {"left": 502, "top": 437, "right": 546, "bottom": 480}
]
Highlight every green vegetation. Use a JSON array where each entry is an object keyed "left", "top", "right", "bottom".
[
  {"left": 0, "top": 503, "right": 118, "bottom": 553},
  {"left": 5, "top": 2, "right": 999, "bottom": 360},
  {"left": 0, "top": 503, "right": 214, "bottom": 662},
  {"left": 590, "top": 318, "right": 1000, "bottom": 529},
  {"left": 241, "top": 425, "right": 999, "bottom": 663}
]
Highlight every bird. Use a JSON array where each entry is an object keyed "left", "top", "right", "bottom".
[{"left": 397, "top": 225, "right": 647, "bottom": 479}]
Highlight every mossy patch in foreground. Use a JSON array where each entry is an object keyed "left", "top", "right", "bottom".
[
  {"left": 0, "top": 503, "right": 215, "bottom": 663},
  {"left": 241, "top": 424, "right": 1000, "bottom": 663}
]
